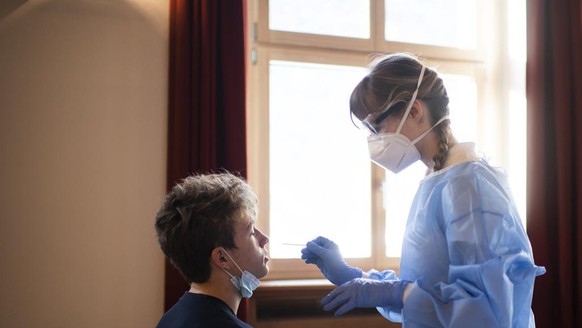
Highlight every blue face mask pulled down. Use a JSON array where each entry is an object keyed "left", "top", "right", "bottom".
[{"left": 221, "top": 249, "right": 261, "bottom": 298}]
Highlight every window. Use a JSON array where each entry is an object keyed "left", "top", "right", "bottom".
[{"left": 247, "top": 0, "right": 526, "bottom": 280}]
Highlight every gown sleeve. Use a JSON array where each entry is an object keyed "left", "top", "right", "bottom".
[{"left": 379, "top": 170, "right": 545, "bottom": 327}]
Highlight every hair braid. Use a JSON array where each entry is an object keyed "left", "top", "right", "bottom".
[{"left": 431, "top": 122, "right": 451, "bottom": 171}]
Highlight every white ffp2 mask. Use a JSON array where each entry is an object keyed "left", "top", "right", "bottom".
[{"left": 368, "top": 116, "right": 449, "bottom": 173}]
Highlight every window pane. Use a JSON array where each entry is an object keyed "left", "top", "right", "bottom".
[
  {"left": 269, "top": 0, "right": 370, "bottom": 39},
  {"left": 269, "top": 60, "right": 370, "bottom": 259},
  {"left": 384, "top": 72, "right": 478, "bottom": 257},
  {"left": 385, "top": 0, "right": 477, "bottom": 49},
  {"left": 442, "top": 73, "right": 478, "bottom": 143}
]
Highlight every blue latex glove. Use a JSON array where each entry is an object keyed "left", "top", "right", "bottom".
[
  {"left": 301, "top": 236, "right": 363, "bottom": 286},
  {"left": 321, "top": 278, "right": 411, "bottom": 316}
]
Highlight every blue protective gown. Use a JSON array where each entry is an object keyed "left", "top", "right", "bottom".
[{"left": 372, "top": 143, "right": 545, "bottom": 328}]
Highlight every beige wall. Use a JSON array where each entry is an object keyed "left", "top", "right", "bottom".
[{"left": 0, "top": 0, "right": 168, "bottom": 327}]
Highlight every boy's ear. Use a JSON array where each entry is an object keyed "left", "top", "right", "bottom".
[{"left": 211, "top": 247, "right": 228, "bottom": 268}]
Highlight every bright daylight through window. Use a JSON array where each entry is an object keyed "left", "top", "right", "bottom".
[{"left": 247, "top": 0, "right": 526, "bottom": 279}]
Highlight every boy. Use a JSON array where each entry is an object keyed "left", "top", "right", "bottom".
[{"left": 155, "top": 172, "right": 269, "bottom": 327}]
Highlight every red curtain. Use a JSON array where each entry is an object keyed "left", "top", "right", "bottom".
[
  {"left": 166, "top": 0, "right": 248, "bottom": 320},
  {"left": 526, "top": 0, "right": 582, "bottom": 327}
]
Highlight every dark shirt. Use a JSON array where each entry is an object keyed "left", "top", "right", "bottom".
[{"left": 156, "top": 292, "right": 253, "bottom": 328}]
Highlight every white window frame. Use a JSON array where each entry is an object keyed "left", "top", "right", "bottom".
[{"left": 247, "top": 0, "right": 514, "bottom": 280}]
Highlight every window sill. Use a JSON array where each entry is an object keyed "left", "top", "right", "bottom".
[{"left": 248, "top": 279, "right": 401, "bottom": 328}]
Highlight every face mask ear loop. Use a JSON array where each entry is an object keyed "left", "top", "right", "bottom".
[
  {"left": 410, "top": 116, "right": 450, "bottom": 145},
  {"left": 221, "top": 248, "right": 244, "bottom": 275},
  {"left": 395, "top": 66, "right": 426, "bottom": 135}
]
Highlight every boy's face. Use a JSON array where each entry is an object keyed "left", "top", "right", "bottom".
[{"left": 227, "top": 214, "right": 270, "bottom": 278}]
